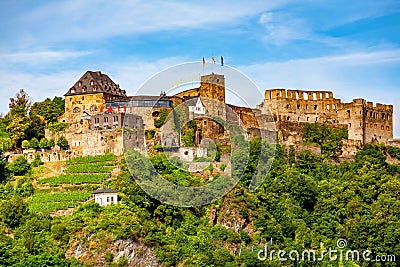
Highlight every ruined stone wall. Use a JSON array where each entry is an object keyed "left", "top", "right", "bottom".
[
  {"left": 338, "top": 100, "right": 364, "bottom": 142},
  {"left": 362, "top": 102, "right": 393, "bottom": 144},
  {"left": 263, "top": 89, "right": 393, "bottom": 145},
  {"left": 7, "top": 150, "right": 73, "bottom": 163},
  {"left": 227, "top": 104, "right": 259, "bottom": 129},
  {"left": 47, "top": 121, "right": 144, "bottom": 157},
  {"left": 263, "top": 89, "right": 342, "bottom": 124}
]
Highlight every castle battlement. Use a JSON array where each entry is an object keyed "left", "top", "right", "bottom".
[{"left": 263, "top": 88, "right": 393, "bottom": 145}]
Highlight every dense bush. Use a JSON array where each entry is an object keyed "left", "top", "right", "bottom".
[{"left": 7, "top": 156, "right": 30, "bottom": 176}]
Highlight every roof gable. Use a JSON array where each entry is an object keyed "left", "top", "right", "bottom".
[{"left": 65, "top": 71, "right": 127, "bottom": 97}]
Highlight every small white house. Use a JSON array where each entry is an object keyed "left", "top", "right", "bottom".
[
  {"left": 188, "top": 97, "right": 206, "bottom": 115},
  {"left": 93, "top": 188, "right": 119, "bottom": 206}
]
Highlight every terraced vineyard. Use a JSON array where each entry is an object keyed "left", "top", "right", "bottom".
[
  {"left": 39, "top": 154, "right": 117, "bottom": 186},
  {"left": 66, "top": 154, "right": 117, "bottom": 164},
  {"left": 38, "top": 173, "right": 110, "bottom": 186},
  {"left": 28, "top": 191, "right": 92, "bottom": 212},
  {"left": 66, "top": 163, "right": 115, "bottom": 173}
]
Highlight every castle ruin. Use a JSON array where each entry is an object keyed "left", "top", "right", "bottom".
[{"left": 47, "top": 71, "right": 393, "bottom": 159}]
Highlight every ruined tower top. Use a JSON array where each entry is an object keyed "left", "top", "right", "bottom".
[{"left": 200, "top": 73, "right": 225, "bottom": 87}]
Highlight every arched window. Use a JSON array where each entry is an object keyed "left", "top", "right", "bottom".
[
  {"left": 78, "top": 81, "right": 82, "bottom": 87},
  {"left": 73, "top": 107, "right": 80, "bottom": 113},
  {"left": 70, "top": 87, "right": 76, "bottom": 94},
  {"left": 82, "top": 86, "right": 87, "bottom": 92},
  {"left": 90, "top": 80, "right": 94, "bottom": 86},
  {"left": 90, "top": 105, "right": 97, "bottom": 112}
]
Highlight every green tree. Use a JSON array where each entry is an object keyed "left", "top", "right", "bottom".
[
  {"left": 6, "top": 116, "right": 27, "bottom": 147},
  {"left": 0, "top": 195, "right": 28, "bottom": 228},
  {"left": 30, "top": 98, "right": 64, "bottom": 124},
  {"left": 29, "top": 137, "right": 39, "bottom": 149},
  {"left": 302, "top": 123, "right": 348, "bottom": 157},
  {"left": 24, "top": 113, "right": 46, "bottom": 140},
  {"left": 46, "top": 122, "right": 67, "bottom": 133},
  {"left": 7, "top": 156, "right": 30, "bottom": 176},
  {"left": 22, "top": 140, "right": 30, "bottom": 149},
  {"left": 52, "top": 96, "right": 65, "bottom": 113},
  {"left": 7, "top": 89, "right": 31, "bottom": 117},
  {"left": 48, "top": 138, "right": 55, "bottom": 148},
  {"left": 57, "top": 136, "right": 69, "bottom": 148},
  {"left": 0, "top": 137, "right": 12, "bottom": 151},
  {"left": 39, "top": 138, "right": 48, "bottom": 149}
]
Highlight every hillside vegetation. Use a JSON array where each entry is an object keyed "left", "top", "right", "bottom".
[{"left": 0, "top": 140, "right": 399, "bottom": 266}]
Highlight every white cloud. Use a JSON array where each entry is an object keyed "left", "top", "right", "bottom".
[
  {"left": 0, "top": 50, "right": 93, "bottom": 65},
  {"left": 0, "top": 56, "right": 187, "bottom": 115},
  {"left": 259, "top": 12, "right": 313, "bottom": 45},
  {"left": 5, "top": 0, "right": 292, "bottom": 48},
  {"left": 0, "top": 70, "right": 83, "bottom": 115}
]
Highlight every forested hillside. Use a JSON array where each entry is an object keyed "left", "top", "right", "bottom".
[{"left": 0, "top": 139, "right": 399, "bottom": 266}]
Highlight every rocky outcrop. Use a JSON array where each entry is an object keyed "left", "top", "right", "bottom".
[{"left": 67, "top": 238, "right": 159, "bottom": 267}]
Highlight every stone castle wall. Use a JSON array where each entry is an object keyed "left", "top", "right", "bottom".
[
  {"left": 63, "top": 93, "right": 106, "bottom": 123},
  {"left": 263, "top": 89, "right": 393, "bottom": 145}
]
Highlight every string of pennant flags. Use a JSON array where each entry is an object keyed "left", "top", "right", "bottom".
[{"left": 169, "top": 56, "right": 225, "bottom": 88}]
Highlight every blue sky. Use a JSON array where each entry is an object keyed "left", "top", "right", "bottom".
[{"left": 0, "top": 0, "right": 399, "bottom": 136}]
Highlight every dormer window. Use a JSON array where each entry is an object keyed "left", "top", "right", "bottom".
[
  {"left": 78, "top": 81, "right": 82, "bottom": 87},
  {"left": 82, "top": 86, "right": 87, "bottom": 92},
  {"left": 93, "top": 85, "right": 97, "bottom": 91},
  {"left": 90, "top": 80, "right": 94, "bottom": 86},
  {"left": 70, "top": 87, "right": 76, "bottom": 94}
]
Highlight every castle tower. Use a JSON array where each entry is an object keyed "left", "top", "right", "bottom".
[{"left": 199, "top": 73, "right": 225, "bottom": 103}]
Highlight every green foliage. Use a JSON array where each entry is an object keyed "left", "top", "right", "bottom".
[
  {"left": 387, "top": 145, "right": 400, "bottom": 160},
  {"left": 0, "top": 195, "right": 28, "bottom": 228},
  {"left": 30, "top": 97, "right": 64, "bottom": 124},
  {"left": 39, "top": 174, "right": 109, "bottom": 186},
  {"left": 1, "top": 139, "right": 399, "bottom": 266},
  {"left": 145, "top": 129, "right": 156, "bottom": 139},
  {"left": 56, "top": 136, "right": 68, "bottom": 148},
  {"left": 4, "top": 90, "right": 51, "bottom": 148},
  {"left": 7, "top": 156, "right": 31, "bottom": 176},
  {"left": 154, "top": 108, "right": 170, "bottom": 128},
  {"left": 181, "top": 120, "right": 197, "bottom": 147},
  {"left": 302, "top": 123, "right": 348, "bottom": 156},
  {"left": 47, "top": 138, "right": 55, "bottom": 148},
  {"left": 29, "top": 137, "right": 39, "bottom": 149},
  {"left": 28, "top": 191, "right": 91, "bottom": 212},
  {"left": 39, "top": 137, "right": 48, "bottom": 149},
  {"left": 31, "top": 154, "right": 42, "bottom": 167},
  {"left": 66, "top": 154, "right": 116, "bottom": 164},
  {"left": 66, "top": 162, "right": 115, "bottom": 173},
  {"left": 46, "top": 122, "right": 67, "bottom": 133},
  {"left": 0, "top": 137, "right": 12, "bottom": 151},
  {"left": 21, "top": 140, "right": 29, "bottom": 149}
]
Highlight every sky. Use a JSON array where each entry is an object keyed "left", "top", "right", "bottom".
[{"left": 0, "top": 0, "right": 399, "bottom": 136}]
